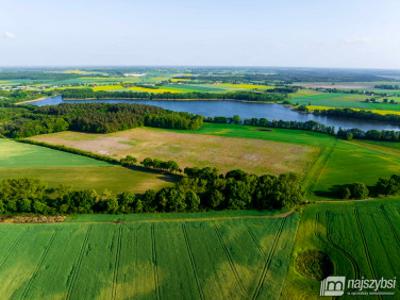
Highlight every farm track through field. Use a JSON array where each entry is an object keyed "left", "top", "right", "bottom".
[
  {"left": 151, "top": 224, "right": 161, "bottom": 300},
  {"left": 325, "top": 212, "right": 360, "bottom": 279},
  {"left": 304, "top": 140, "right": 337, "bottom": 195},
  {"left": 214, "top": 225, "right": 246, "bottom": 296},
  {"left": 251, "top": 218, "right": 286, "bottom": 300},
  {"left": 181, "top": 223, "right": 205, "bottom": 300},
  {"left": 0, "top": 229, "right": 26, "bottom": 271},
  {"left": 20, "top": 230, "right": 57, "bottom": 300},
  {"left": 112, "top": 225, "right": 123, "bottom": 300},
  {"left": 65, "top": 226, "right": 92, "bottom": 300},
  {"left": 67, "top": 209, "right": 296, "bottom": 225},
  {"left": 354, "top": 209, "right": 382, "bottom": 300}
]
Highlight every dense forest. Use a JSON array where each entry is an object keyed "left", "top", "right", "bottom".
[
  {"left": 0, "top": 103, "right": 203, "bottom": 137},
  {"left": 61, "top": 88, "right": 288, "bottom": 102},
  {"left": 0, "top": 168, "right": 303, "bottom": 214}
]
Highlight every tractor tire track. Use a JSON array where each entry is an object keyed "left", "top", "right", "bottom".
[
  {"left": 65, "top": 225, "right": 92, "bottom": 300},
  {"left": 380, "top": 205, "right": 400, "bottom": 248},
  {"left": 151, "top": 224, "right": 161, "bottom": 300},
  {"left": 112, "top": 224, "right": 123, "bottom": 300},
  {"left": 354, "top": 209, "right": 382, "bottom": 300},
  {"left": 181, "top": 223, "right": 205, "bottom": 300},
  {"left": 251, "top": 217, "right": 286, "bottom": 300},
  {"left": 21, "top": 230, "right": 57, "bottom": 300},
  {"left": 214, "top": 224, "right": 246, "bottom": 296},
  {"left": 325, "top": 212, "right": 360, "bottom": 279},
  {"left": 0, "top": 228, "right": 27, "bottom": 270},
  {"left": 246, "top": 226, "right": 266, "bottom": 257}
]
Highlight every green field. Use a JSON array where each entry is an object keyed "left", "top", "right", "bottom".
[
  {"left": 0, "top": 211, "right": 300, "bottom": 300},
  {"left": 283, "top": 199, "right": 400, "bottom": 299},
  {"left": 0, "top": 139, "right": 172, "bottom": 193},
  {"left": 1, "top": 200, "right": 399, "bottom": 299},
  {"left": 289, "top": 90, "right": 400, "bottom": 112}
]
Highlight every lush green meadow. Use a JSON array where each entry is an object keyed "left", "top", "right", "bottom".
[
  {"left": 283, "top": 199, "right": 400, "bottom": 299},
  {"left": 0, "top": 139, "right": 172, "bottom": 193},
  {"left": 0, "top": 211, "right": 300, "bottom": 300}
]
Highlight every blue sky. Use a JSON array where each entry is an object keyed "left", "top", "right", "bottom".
[{"left": 1, "top": 0, "right": 400, "bottom": 68}]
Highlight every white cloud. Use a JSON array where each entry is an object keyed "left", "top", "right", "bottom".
[{"left": 3, "top": 31, "right": 16, "bottom": 39}]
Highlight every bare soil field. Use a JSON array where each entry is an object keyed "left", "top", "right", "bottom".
[{"left": 29, "top": 128, "right": 318, "bottom": 175}]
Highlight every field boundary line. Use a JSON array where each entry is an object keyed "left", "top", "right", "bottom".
[
  {"left": 67, "top": 209, "right": 296, "bottom": 225},
  {"left": 151, "top": 224, "right": 161, "bottom": 300},
  {"left": 214, "top": 224, "right": 247, "bottom": 296},
  {"left": 251, "top": 217, "right": 286, "bottom": 300},
  {"left": 65, "top": 225, "right": 92, "bottom": 300},
  {"left": 112, "top": 224, "right": 123, "bottom": 300},
  {"left": 20, "top": 230, "right": 57, "bottom": 300},
  {"left": 181, "top": 223, "right": 205, "bottom": 300}
]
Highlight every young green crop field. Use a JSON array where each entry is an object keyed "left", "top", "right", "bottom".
[
  {"left": 28, "top": 123, "right": 400, "bottom": 200},
  {"left": 0, "top": 211, "right": 300, "bottom": 300},
  {"left": 0, "top": 139, "right": 172, "bottom": 193},
  {"left": 0, "top": 200, "right": 399, "bottom": 299},
  {"left": 283, "top": 199, "right": 400, "bottom": 299}
]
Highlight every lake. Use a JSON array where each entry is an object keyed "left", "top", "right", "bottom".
[{"left": 32, "top": 96, "right": 400, "bottom": 131}]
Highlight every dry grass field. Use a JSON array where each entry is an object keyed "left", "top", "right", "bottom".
[{"left": 29, "top": 128, "right": 318, "bottom": 175}]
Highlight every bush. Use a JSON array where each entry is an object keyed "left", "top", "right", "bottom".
[{"left": 295, "top": 250, "right": 334, "bottom": 280}]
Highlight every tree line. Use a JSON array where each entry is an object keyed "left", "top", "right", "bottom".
[
  {"left": 61, "top": 88, "right": 288, "bottom": 102},
  {"left": 0, "top": 103, "right": 203, "bottom": 138},
  {"left": 311, "top": 108, "right": 400, "bottom": 126},
  {"left": 331, "top": 174, "right": 400, "bottom": 200},
  {"left": 0, "top": 168, "right": 303, "bottom": 214},
  {"left": 205, "top": 116, "right": 400, "bottom": 142}
]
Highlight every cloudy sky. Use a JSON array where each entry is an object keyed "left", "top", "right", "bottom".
[{"left": 1, "top": 0, "right": 400, "bottom": 68}]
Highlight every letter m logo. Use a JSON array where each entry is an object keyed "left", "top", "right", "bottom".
[{"left": 320, "top": 276, "right": 346, "bottom": 296}]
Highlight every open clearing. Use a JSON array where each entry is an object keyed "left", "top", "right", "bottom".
[
  {"left": 29, "top": 127, "right": 318, "bottom": 176},
  {"left": 0, "top": 139, "right": 172, "bottom": 193},
  {"left": 1, "top": 200, "right": 399, "bottom": 299}
]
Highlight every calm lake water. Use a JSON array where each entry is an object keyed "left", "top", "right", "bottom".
[{"left": 32, "top": 96, "right": 400, "bottom": 131}]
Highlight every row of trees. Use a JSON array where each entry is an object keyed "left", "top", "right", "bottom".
[
  {"left": 0, "top": 168, "right": 303, "bottom": 214},
  {"left": 61, "top": 88, "right": 288, "bottom": 102},
  {"left": 332, "top": 174, "right": 400, "bottom": 199},
  {"left": 206, "top": 116, "right": 400, "bottom": 142},
  {"left": 0, "top": 103, "right": 203, "bottom": 137},
  {"left": 312, "top": 108, "right": 400, "bottom": 126}
]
